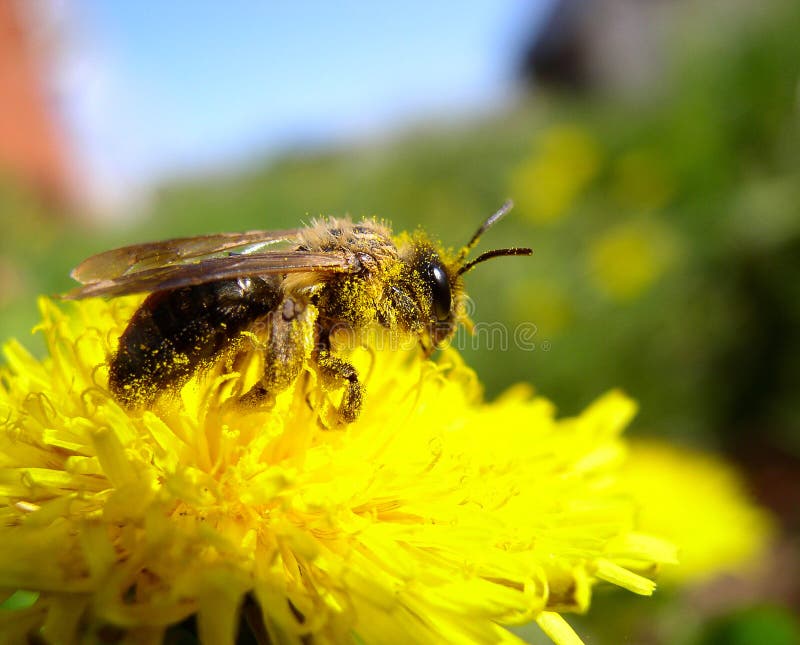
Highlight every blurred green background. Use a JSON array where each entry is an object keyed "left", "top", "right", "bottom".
[{"left": 1, "top": 0, "right": 799, "bottom": 642}]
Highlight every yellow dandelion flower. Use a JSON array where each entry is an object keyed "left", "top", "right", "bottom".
[
  {"left": 588, "top": 220, "right": 678, "bottom": 301},
  {"left": 620, "top": 440, "right": 774, "bottom": 584},
  {"left": 510, "top": 125, "right": 601, "bottom": 225},
  {"left": 0, "top": 298, "right": 675, "bottom": 644}
]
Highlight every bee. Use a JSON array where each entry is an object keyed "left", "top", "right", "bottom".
[{"left": 65, "top": 201, "right": 531, "bottom": 423}]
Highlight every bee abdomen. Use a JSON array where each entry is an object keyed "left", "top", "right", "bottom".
[{"left": 109, "top": 277, "right": 281, "bottom": 407}]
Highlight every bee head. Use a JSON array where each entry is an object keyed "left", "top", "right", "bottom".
[
  {"left": 407, "top": 245, "right": 459, "bottom": 350},
  {"left": 407, "top": 200, "right": 532, "bottom": 353}
]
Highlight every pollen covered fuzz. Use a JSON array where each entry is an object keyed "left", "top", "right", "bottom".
[{"left": 0, "top": 298, "right": 675, "bottom": 644}]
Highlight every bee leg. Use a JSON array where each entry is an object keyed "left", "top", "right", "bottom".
[
  {"left": 314, "top": 347, "right": 363, "bottom": 424},
  {"left": 240, "top": 298, "right": 315, "bottom": 407}
]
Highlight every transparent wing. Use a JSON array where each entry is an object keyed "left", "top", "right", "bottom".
[
  {"left": 64, "top": 250, "right": 355, "bottom": 299},
  {"left": 70, "top": 229, "right": 303, "bottom": 284}
]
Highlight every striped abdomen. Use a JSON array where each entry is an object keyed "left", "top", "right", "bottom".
[{"left": 109, "top": 276, "right": 281, "bottom": 406}]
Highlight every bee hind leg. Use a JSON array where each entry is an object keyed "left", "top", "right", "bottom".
[
  {"left": 239, "top": 297, "right": 315, "bottom": 408},
  {"left": 315, "top": 348, "right": 363, "bottom": 424}
]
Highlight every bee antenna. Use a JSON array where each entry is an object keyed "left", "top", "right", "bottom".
[
  {"left": 458, "top": 200, "right": 515, "bottom": 263},
  {"left": 457, "top": 247, "right": 533, "bottom": 276}
]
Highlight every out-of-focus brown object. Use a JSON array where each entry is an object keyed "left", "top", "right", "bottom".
[
  {"left": 520, "top": 0, "right": 757, "bottom": 96},
  {"left": 0, "top": 0, "right": 73, "bottom": 206},
  {"left": 519, "top": 0, "right": 670, "bottom": 95}
]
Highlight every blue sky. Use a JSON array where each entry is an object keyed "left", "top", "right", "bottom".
[{"left": 58, "top": 1, "right": 550, "bottom": 206}]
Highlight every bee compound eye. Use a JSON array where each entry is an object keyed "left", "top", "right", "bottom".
[{"left": 427, "top": 262, "right": 451, "bottom": 322}]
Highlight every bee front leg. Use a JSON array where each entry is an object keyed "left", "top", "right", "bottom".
[
  {"left": 314, "top": 342, "right": 363, "bottom": 424},
  {"left": 240, "top": 297, "right": 315, "bottom": 407}
]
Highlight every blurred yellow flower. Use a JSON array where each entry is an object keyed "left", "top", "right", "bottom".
[
  {"left": 511, "top": 125, "right": 601, "bottom": 225},
  {"left": 588, "top": 221, "right": 677, "bottom": 301},
  {"left": 620, "top": 440, "right": 773, "bottom": 584},
  {"left": 0, "top": 298, "right": 676, "bottom": 645}
]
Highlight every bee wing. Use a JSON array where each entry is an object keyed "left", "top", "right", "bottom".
[
  {"left": 70, "top": 229, "right": 303, "bottom": 284},
  {"left": 64, "top": 250, "right": 356, "bottom": 299}
]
